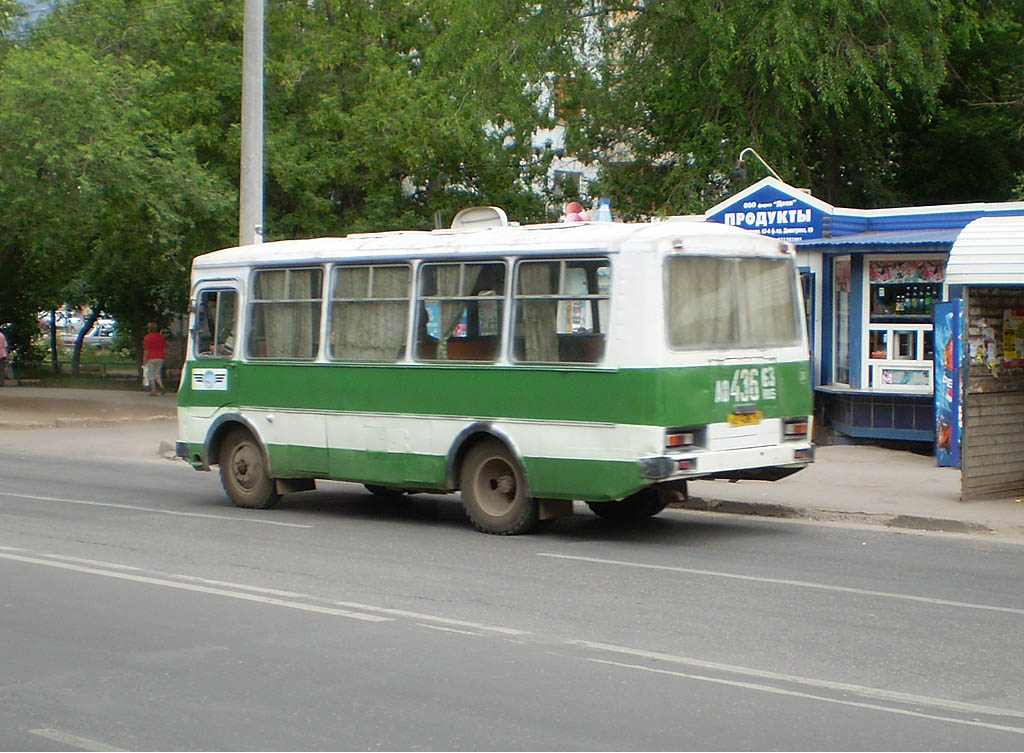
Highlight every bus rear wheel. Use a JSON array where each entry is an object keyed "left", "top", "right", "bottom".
[
  {"left": 219, "top": 428, "right": 280, "bottom": 509},
  {"left": 587, "top": 487, "right": 668, "bottom": 521},
  {"left": 460, "top": 439, "right": 538, "bottom": 535}
]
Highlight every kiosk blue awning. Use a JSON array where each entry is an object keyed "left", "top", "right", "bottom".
[{"left": 798, "top": 228, "right": 962, "bottom": 251}]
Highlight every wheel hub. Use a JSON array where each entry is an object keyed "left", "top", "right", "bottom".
[
  {"left": 476, "top": 458, "right": 518, "bottom": 516},
  {"left": 232, "top": 446, "right": 258, "bottom": 490}
]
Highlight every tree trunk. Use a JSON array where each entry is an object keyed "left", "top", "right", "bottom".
[
  {"left": 70, "top": 308, "right": 102, "bottom": 377},
  {"left": 48, "top": 311, "right": 58, "bottom": 375}
]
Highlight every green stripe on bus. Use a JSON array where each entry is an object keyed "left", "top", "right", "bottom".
[
  {"left": 181, "top": 360, "right": 812, "bottom": 427},
  {"left": 523, "top": 456, "right": 643, "bottom": 501},
  {"left": 262, "top": 443, "right": 643, "bottom": 502}
]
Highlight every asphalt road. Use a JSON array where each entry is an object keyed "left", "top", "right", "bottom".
[{"left": 2, "top": 422, "right": 1024, "bottom": 750}]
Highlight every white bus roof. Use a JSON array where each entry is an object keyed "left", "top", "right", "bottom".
[{"left": 192, "top": 217, "right": 789, "bottom": 270}]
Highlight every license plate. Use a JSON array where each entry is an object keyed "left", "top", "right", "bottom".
[{"left": 728, "top": 411, "right": 763, "bottom": 427}]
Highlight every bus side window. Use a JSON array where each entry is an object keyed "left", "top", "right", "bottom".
[
  {"left": 513, "top": 258, "right": 609, "bottom": 364},
  {"left": 248, "top": 268, "right": 322, "bottom": 360},
  {"left": 415, "top": 262, "right": 505, "bottom": 362},
  {"left": 329, "top": 264, "right": 410, "bottom": 362}
]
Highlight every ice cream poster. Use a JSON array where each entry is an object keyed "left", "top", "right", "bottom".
[{"left": 934, "top": 300, "right": 962, "bottom": 468}]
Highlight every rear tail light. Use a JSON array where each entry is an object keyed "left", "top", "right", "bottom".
[
  {"left": 666, "top": 430, "right": 696, "bottom": 448},
  {"left": 783, "top": 417, "right": 809, "bottom": 440}
]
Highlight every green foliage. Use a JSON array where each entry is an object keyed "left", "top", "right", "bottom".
[
  {"left": 561, "top": 0, "right": 1014, "bottom": 214},
  {"left": 0, "top": 0, "right": 1021, "bottom": 361},
  {"left": 893, "top": 0, "right": 1024, "bottom": 204},
  {"left": 0, "top": 29, "right": 233, "bottom": 367},
  {"left": 0, "top": 0, "right": 572, "bottom": 358},
  {"left": 260, "top": 0, "right": 573, "bottom": 235}
]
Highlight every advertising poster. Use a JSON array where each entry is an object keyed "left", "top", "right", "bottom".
[
  {"left": 933, "top": 300, "right": 963, "bottom": 467},
  {"left": 1002, "top": 308, "right": 1024, "bottom": 366}
]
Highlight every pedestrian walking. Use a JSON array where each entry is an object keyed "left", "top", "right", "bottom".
[
  {"left": 142, "top": 322, "right": 168, "bottom": 396},
  {"left": 0, "top": 329, "right": 8, "bottom": 386}
]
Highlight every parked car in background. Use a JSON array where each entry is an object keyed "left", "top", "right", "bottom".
[
  {"left": 38, "top": 310, "right": 84, "bottom": 333},
  {"left": 59, "top": 319, "right": 118, "bottom": 349}
]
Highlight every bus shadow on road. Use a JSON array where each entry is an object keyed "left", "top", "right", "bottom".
[
  {"left": 269, "top": 483, "right": 789, "bottom": 543},
  {"left": 541, "top": 508, "right": 794, "bottom": 545},
  {"left": 278, "top": 483, "right": 471, "bottom": 530}
]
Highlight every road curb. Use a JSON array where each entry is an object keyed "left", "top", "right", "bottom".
[
  {"left": 0, "top": 415, "right": 175, "bottom": 431},
  {"left": 673, "top": 496, "right": 999, "bottom": 537}
]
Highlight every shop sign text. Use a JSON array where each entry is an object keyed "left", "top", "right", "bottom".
[
  {"left": 708, "top": 185, "right": 825, "bottom": 240},
  {"left": 722, "top": 198, "right": 815, "bottom": 238}
]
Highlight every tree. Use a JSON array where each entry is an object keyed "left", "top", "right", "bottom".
[
  {"left": 0, "top": 35, "right": 232, "bottom": 373},
  {"left": 260, "top": 0, "right": 577, "bottom": 235},
  {"left": 561, "top": 0, "right": 985, "bottom": 216},
  {"left": 0, "top": 0, "right": 579, "bottom": 372},
  {"left": 38, "top": 0, "right": 577, "bottom": 237},
  {"left": 894, "top": 0, "right": 1024, "bottom": 204}
]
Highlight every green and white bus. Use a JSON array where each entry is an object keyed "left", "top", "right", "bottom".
[{"left": 176, "top": 207, "right": 813, "bottom": 534}]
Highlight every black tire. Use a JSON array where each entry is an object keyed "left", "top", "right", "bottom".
[
  {"left": 459, "top": 439, "right": 538, "bottom": 535},
  {"left": 219, "top": 427, "right": 280, "bottom": 509},
  {"left": 587, "top": 487, "right": 668, "bottom": 521}
]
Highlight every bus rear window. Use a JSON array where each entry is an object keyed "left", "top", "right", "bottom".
[{"left": 666, "top": 256, "right": 800, "bottom": 349}]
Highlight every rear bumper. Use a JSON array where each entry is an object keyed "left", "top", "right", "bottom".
[{"left": 638, "top": 443, "right": 814, "bottom": 482}]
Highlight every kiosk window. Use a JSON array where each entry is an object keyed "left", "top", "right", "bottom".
[{"left": 869, "top": 260, "right": 944, "bottom": 324}]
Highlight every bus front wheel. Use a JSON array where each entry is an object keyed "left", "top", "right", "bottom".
[
  {"left": 587, "top": 487, "right": 668, "bottom": 521},
  {"left": 219, "top": 428, "right": 280, "bottom": 510},
  {"left": 459, "top": 439, "right": 538, "bottom": 535}
]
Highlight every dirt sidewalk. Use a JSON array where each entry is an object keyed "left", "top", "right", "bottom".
[{"left": 0, "top": 386, "right": 176, "bottom": 429}]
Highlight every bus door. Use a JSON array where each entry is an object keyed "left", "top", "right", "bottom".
[{"left": 189, "top": 287, "right": 240, "bottom": 411}]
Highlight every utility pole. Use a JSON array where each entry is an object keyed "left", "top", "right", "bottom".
[{"left": 239, "top": 0, "right": 264, "bottom": 246}]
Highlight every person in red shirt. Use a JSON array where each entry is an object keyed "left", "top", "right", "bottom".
[{"left": 142, "top": 321, "right": 168, "bottom": 396}]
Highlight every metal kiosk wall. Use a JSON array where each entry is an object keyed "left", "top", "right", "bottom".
[{"left": 946, "top": 217, "right": 1024, "bottom": 499}]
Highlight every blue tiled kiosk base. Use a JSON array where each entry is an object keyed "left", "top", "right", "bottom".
[{"left": 816, "top": 388, "right": 934, "bottom": 443}]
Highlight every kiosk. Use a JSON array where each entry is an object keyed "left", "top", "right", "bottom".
[
  {"left": 946, "top": 217, "right": 1024, "bottom": 498},
  {"left": 706, "top": 179, "right": 1024, "bottom": 444}
]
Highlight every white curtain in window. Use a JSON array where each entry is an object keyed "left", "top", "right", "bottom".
[
  {"left": 517, "top": 263, "right": 559, "bottom": 362},
  {"left": 256, "top": 271, "right": 291, "bottom": 357},
  {"left": 666, "top": 257, "right": 734, "bottom": 348},
  {"left": 737, "top": 259, "right": 798, "bottom": 345},
  {"left": 253, "top": 269, "right": 321, "bottom": 359},
  {"left": 332, "top": 266, "right": 409, "bottom": 360},
  {"left": 422, "top": 264, "right": 484, "bottom": 360},
  {"left": 293, "top": 269, "right": 321, "bottom": 358}
]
